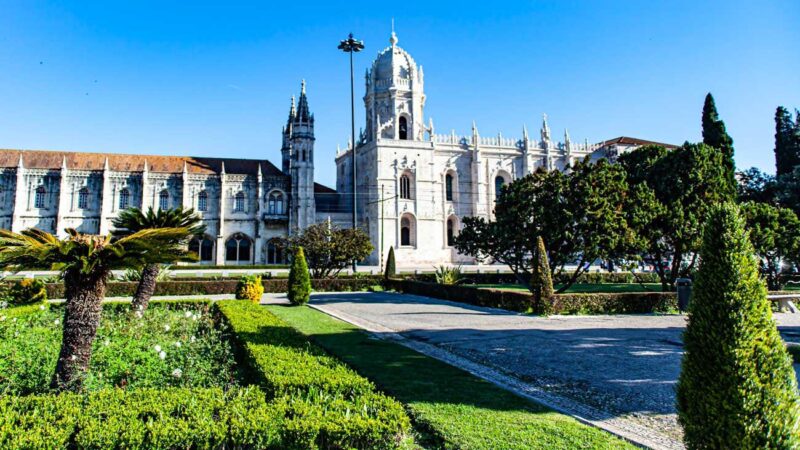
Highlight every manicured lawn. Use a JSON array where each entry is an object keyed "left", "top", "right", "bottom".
[
  {"left": 474, "top": 282, "right": 664, "bottom": 293},
  {"left": 265, "top": 304, "right": 637, "bottom": 449}
]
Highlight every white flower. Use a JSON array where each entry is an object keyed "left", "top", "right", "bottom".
[
  {"left": 174, "top": 341, "right": 182, "bottom": 348},
  {"left": 12, "top": 317, "right": 17, "bottom": 322},
  {"left": 190, "top": 336, "right": 197, "bottom": 343},
  {"left": 54, "top": 319, "right": 60, "bottom": 325},
  {"left": 154, "top": 345, "right": 162, "bottom": 352},
  {"left": 39, "top": 305, "right": 46, "bottom": 310},
  {"left": 171, "top": 368, "right": 182, "bottom": 378},
  {"left": 135, "top": 311, "right": 143, "bottom": 319},
  {"left": 70, "top": 355, "right": 77, "bottom": 361},
  {"left": 137, "top": 304, "right": 144, "bottom": 311},
  {"left": 192, "top": 314, "right": 198, "bottom": 321},
  {"left": 184, "top": 311, "right": 192, "bottom": 318},
  {"left": 104, "top": 339, "right": 110, "bottom": 347},
  {"left": 164, "top": 324, "right": 170, "bottom": 332},
  {"left": 0, "top": 316, "right": 6, "bottom": 322},
  {"left": 159, "top": 351, "right": 166, "bottom": 360}
]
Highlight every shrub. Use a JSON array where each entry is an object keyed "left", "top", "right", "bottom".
[
  {"left": 676, "top": 203, "right": 800, "bottom": 449},
  {"left": 434, "top": 265, "right": 463, "bottom": 285},
  {"left": 235, "top": 275, "right": 264, "bottom": 303},
  {"left": 530, "top": 236, "right": 554, "bottom": 313},
  {"left": 384, "top": 246, "right": 396, "bottom": 280},
  {"left": 8, "top": 279, "right": 47, "bottom": 305},
  {"left": 288, "top": 247, "right": 311, "bottom": 305}
]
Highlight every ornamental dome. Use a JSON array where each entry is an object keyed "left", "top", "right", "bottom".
[{"left": 370, "top": 32, "right": 420, "bottom": 87}]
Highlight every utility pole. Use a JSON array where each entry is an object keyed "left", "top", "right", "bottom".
[{"left": 338, "top": 33, "right": 364, "bottom": 272}]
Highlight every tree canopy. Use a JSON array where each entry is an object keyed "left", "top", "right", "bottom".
[
  {"left": 286, "top": 222, "right": 373, "bottom": 279},
  {"left": 702, "top": 93, "right": 735, "bottom": 188},
  {"left": 741, "top": 201, "right": 800, "bottom": 290}
]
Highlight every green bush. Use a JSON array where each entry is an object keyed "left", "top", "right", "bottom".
[
  {"left": 215, "top": 300, "right": 411, "bottom": 448},
  {"left": 530, "top": 236, "right": 554, "bottom": 313},
  {"left": 677, "top": 203, "right": 800, "bottom": 449},
  {"left": 433, "top": 265, "right": 463, "bottom": 285},
  {"left": 235, "top": 275, "right": 264, "bottom": 303},
  {"left": 384, "top": 246, "right": 396, "bottom": 280},
  {"left": 288, "top": 247, "right": 311, "bottom": 305},
  {"left": 8, "top": 278, "right": 47, "bottom": 305}
]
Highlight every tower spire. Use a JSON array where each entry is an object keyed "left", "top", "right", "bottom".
[
  {"left": 540, "top": 113, "right": 551, "bottom": 143},
  {"left": 390, "top": 19, "right": 398, "bottom": 47}
]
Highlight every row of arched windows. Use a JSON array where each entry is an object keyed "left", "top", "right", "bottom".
[
  {"left": 110, "top": 189, "right": 286, "bottom": 213},
  {"left": 397, "top": 213, "right": 460, "bottom": 248},
  {"left": 187, "top": 234, "right": 287, "bottom": 264},
  {"left": 399, "top": 171, "right": 506, "bottom": 203}
]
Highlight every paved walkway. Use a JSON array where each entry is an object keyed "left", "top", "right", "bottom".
[{"left": 294, "top": 291, "right": 800, "bottom": 450}]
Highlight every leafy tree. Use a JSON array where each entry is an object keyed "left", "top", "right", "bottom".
[
  {"left": 288, "top": 247, "right": 311, "bottom": 305},
  {"left": 702, "top": 93, "right": 735, "bottom": 188},
  {"left": 530, "top": 236, "right": 554, "bottom": 310},
  {"left": 286, "top": 222, "right": 373, "bottom": 279},
  {"left": 112, "top": 207, "right": 205, "bottom": 311},
  {"left": 736, "top": 167, "right": 778, "bottom": 204},
  {"left": 775, "top": 167, "right": 800, "bottom": 216},
  {"left": 774, "top": 106, "right": 800, "bottom": 177},
  {"left": 676, "top": 203, "right": 799, "bottom": 449},
  {"left": 0, "top": 227, "right": 192, "bottom": 391},
  {"left": 455, "top": 158, "right": 632, "bottom": 292},
  {"left": 741, "top": 201, "right": 800, "bottom": 290},
  {"left": 384, "top": 246, "right": 396, "bottom": 280},
  {"left": 619, "top": 143, "right": 736, "bottom": 290}
]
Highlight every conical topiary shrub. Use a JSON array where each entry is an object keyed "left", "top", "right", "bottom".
[
  {"left": 288, "top": 246, "right": 311, "bottom": 305},
  {"left": 384, "top": 246, "right": 396, "bottom": 280},
  {"left": 676, "top": 202, "right": 800, "bottom": 449},
  {"left": 530, "top": 236, "right": 554, "bottom": 314}
]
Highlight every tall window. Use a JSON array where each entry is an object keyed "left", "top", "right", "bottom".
[
  {"left": 78, "top": 188, "right": 89, "bottom": 209},
  {"left": 400, "top": 214, "right": 415, "bottom": 247},
  {"left": 159, "top": 190, "right": 169, "bottom": 210},
  {"left": 188, "top": 236, "right": 214, "bottom": 261},
  {"left": 268, "top": 191, "right": 284, "bottom": 214},
  {"left": 119, "top": 188, "right": 130, "bottom": 210},
  {"left": 234, "top": 191, "right": 245, "bottom": 212},
  {"left": 398, "top": 116, "right": 408, "bottom": 140},
  {"left": 34, "top": 186, "right": 46, "bottom": 209},
  {"left": 447, "top": 217, "right": 457, "bottom": 247},
  {"left": 225, "top": 233, "right": 251, "bottom": 263},
  {"left": 445, "top": 173, "right": 454, "bottom": 201},
  {"left": 495, "top": 176, "right": 506, "bottom": 199},
  {"left": 267, "top": 239, "right": 285, "bottom": 264},
  {"left": 400, "top": 175, "right": 411, "bottom": 200},
  {"left": 197, "top": 191, "right": 208, "bottom": 212}
]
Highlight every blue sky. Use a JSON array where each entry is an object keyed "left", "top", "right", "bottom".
[{"left": 1, "top": 1, "right": 798, "bottom": 186}]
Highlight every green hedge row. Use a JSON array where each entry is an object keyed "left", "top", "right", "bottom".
[
  {"left": 409, "top": 271, "right": 661, "bottom": 285},
  {"left": 39, "top": 277, "right": 384, "bottom": 299},
  {"left": 214, "top": 300, "right": 410, "bottom": 448},
  {"left": 385, "top": 279, "right": 677, "bottom": 315}
]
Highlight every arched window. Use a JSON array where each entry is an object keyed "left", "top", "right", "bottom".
[
  {"left": 267, "top": 239, "right": 286, "bottom": 264},
  {"left": 495, "top": 176, "right": 506, "bottom": 196},
  {"left": 34, "top": 186, "right": 46, "bottom": 209},
  {"left": 447, "top": 216, "right": 458, "bottom": 247},
  {"left": 398, "top": 116, "right": 408, "bottom": 140},
  {"left": 159, "top": 190, "right": 169, "bottom": 210},
  {"left": 234, "top": 191, "right": 245, "bottom": 212},
  {"left": 445, "top": 173, "right": 454, "bottom": 202},
  {"left": 400, "top": 214, "right": 416, "bottom": 247},
  {"left": 119, "top": 188, "right": 130, "bottom": 210},
  {"left": 225, "top": 233, "right": 252, "bottom": 263},
  {"left": 400, "top": 174, "right": 412, "bottom": 200},
  {"left": 197, "top": 191, "right": 208, "bottom": 212},
  {"left": 268, "top": 191, "right": 284, "bottom": 215},
  {"left": 78, "top": 188, "right": 89, "bottom": 209},
  {"left": 188, "top": 235, "right": 214, "bottom": 261}
]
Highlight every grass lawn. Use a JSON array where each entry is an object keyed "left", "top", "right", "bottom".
[
  {"left": 265, "top": 304, "right": 637, "bottom": 450},
  {"left": 474, "top": 282, "right": 664, "bottom": 293}
]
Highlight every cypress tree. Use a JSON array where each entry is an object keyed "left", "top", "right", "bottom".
[
  {"left": 384, "top": 246, "right": 396, "bottom": 280},
  {"left": 775, "top": 106, "right": 800, "bottom": 176},
  {"left": 702, "top": 93, "right": 735, "bottom": 185},
  {"left": 530, "top": 236, "right": 554, "bottom": 313},
  {"left": 288, "top": 246, "right": 311, "bottom": 305},
  {"left": 676, "top": 203, "right": 800, "bottom": 449}
]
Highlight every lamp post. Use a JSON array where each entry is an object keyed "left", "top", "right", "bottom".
[{"left": 338, "top": 32, "right": 364, "bottom": 272}]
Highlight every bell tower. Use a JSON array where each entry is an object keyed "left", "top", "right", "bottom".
[{"left": 285, "top": 80, "right": 315, "bottom": 231}]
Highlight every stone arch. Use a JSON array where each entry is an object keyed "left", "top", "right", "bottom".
[
  {"left": 225, "top": 232, "right": 253, "bottom": 264},
  {"left": 266, "top": 189, "right": 286, "bottom": 215},
  {"left": 399, "top": 170, "right": 415, "bottom": 200},
  {"left": 189, "top": 234, "right": 215, "bottom": 262},
  {"left": 446, "top": 215, "right": 459, "bottom": 247},
  {"left": 400, "top": 212, "right": 416, "bottom": 247}
]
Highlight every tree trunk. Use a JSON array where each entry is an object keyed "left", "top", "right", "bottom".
[
  {"left": 132, "top": 264, "right": 159, "bottom": 311},
  {"left": 51, "top": 270, "right": 108, "bottom": 392}
]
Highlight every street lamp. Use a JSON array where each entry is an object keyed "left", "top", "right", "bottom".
[{"left": 338, "top": 32, "right": 364, "bottom": 272}]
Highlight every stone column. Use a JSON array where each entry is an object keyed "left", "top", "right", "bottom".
[
  {"left": 55, "top": 156, "right": 70, "bottom": 237},
  {"left": 11, "top": 154, "right": 26, "bottom": 232},
  {"left": 99, "top": 158, "right": 112, "bottom": 235},
  {"left": 215, "top": 163, "right": 227, "bottom": 265}
]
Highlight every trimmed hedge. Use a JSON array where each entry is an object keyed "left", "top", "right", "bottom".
[
  {"left": 409, "top": 271, "right": 661, "bottom": 285},
  {"left": 385, "top": 279, "right": 677, "bottom": 315},
  {"left": 38, "top": 276, "right": 384, "bottom": 299},
  {"left": 215, "top": 300, "right": 411, "bottom": 448}
]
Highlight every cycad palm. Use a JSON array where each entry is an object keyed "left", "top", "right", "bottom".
[
  {"left": 0, "top": 227, "right": 193, "bottom": 391},
  {"left": 112, "top": 207, "right": 205, "bottom": 311}
]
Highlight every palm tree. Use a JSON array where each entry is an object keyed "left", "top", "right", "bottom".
[
  {"left": 0, "top": 227, "right": 192, "bottom": 391},
  {"left": 112, "top": 207, "right": 205, "bottom": 311}
]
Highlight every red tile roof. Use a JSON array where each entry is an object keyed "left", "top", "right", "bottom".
[{"left": 0, "top": 149, "right": 285, "bottom": 176}]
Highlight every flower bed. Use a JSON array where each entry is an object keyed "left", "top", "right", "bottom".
[{"left": 0, "top": 300, "right": 411, "bottom": 449}]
